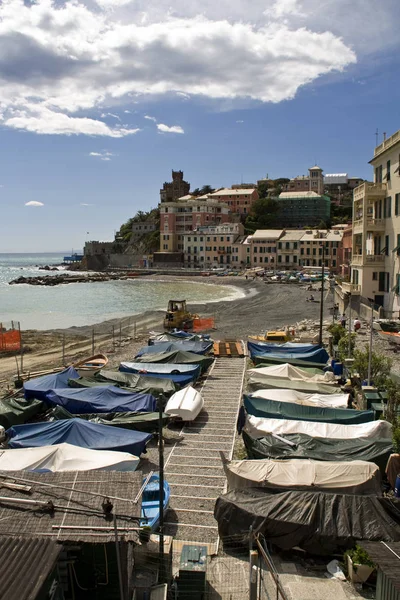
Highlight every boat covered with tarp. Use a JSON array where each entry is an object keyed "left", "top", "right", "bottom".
[
  {"left": 247, "top": 342, "right": 329, "bottom": 365},
  {"left": 48, "top": 405, "right": 169, "bottom": 432},
  {"left": 136, "top": 340, "right": 213, "bottom": 357},
  {"left": 134, "top": 350, "right": 213, "bottom": 373},
  {"left": 250, "top": 388, "right": 349, "bottom": 409},
  {"left": 69, "top": 370, "right": 177, "bottom": 397},
  {"left": 24, "top": 366, "right": 79, "bottom": 401},
  {"left": 247, "top": 374, "right": 338, "bottom": 395},
  {"left": 247, "top": 364, "right": 336, "bottom": 384},
  {"left": 242, "top": 431, "right": 393, "bottom": 473},
  {"left": 7, "top": 418, "right": 152, "bottom": 455},
  {"left": 119, "top": 362, "right": 201, "bottom": 387},
  {"left": 214, "top": 488, "right": 400, "bottom": 554},
  {"left": 222, "top": 456, "right": 381, "bottom": 495},
  {"left": 43, "top": 386, "right": 156, "bottom": 414},
  {"left": 243, "top": 395, "right": 374, "bottom": 425},
  {"left": 243, "top": 414, "right": 392, "bottom": 440},
  {"left": 0, "top": 397, "right": 45, "bottom": 429},
  {"left": 0, "top": 442, "right": 140, "bottom": 472},
  {"left": 251, "top": 354, "right": 326, "bottom": 369},
  {"left": 149, "top": 331, "right": 207, "bottom": 342},
  {"left": 248, "top": 341, "right": 321, "bottom": 354},
  {"left": 165, "top": 386, "right": 204, "bottom": 421}
]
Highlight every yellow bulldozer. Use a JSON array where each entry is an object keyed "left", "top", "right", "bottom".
[{"left": 163, "top": 300, "right": 196, "bottom": 331}]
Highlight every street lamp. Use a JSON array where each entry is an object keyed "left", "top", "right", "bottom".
[
  {"left": 318, "top": 242, "right": 326, "bottom": 346},
  {"left": 367, "top": 298, "right": 374, "bottom": 386}
]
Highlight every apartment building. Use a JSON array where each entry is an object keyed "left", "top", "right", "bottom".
[
  {"left": 276, "top": 231, "right": 303, "bottom": 270},
  {"left": 276, "top": 191, "right": 331, "bottom": 228},
  {"left": 298, "top": 230, "right": 343, "bottom": 272},
  {"left": 349, "top": 128, "right": 400, "bottom": 312},
  {"left": 208, "top": 188, "right": 259, "bottom": 216},
  {"left": 282, "top": 166, "right": 325, "bottom": 195},
  {"left": 250, "top": 230, "right": 284, "bottom": 268},
  {"left": 183, "top": 223, "right": 244, "bottom": 268},
  {"left": 159, "top": 196, "right": 230, "bottom": 252}
]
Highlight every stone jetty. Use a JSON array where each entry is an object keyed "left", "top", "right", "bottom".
[{"left": 9, "top": 273, "right": 130, "bottom": 286}]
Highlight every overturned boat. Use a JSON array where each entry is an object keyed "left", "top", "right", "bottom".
[
  {"left": 165, "top": 386, "right": 204, "bottom": 421},
  {"left": 250, "top": 388, "right": 349, "bottom": 409}
]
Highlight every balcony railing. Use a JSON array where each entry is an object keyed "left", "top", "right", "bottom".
[
  {"left": 341, "top": 282, "right": 361, "bottom": 295},
  {"left": 352, "top": 254, "right": 385, "bottom": 266},
  {"left": 353, "top": 182, "right": 387, "bottom": 201},
  {"left": 374, "top": 130, "right": 400, "bottom": 157}
]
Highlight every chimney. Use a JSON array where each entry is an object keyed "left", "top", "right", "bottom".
[{"left": 383, "top": 132, "right": 387, "bottom": 141}]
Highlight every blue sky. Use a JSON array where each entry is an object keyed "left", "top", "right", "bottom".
[{"left": 0, "top": 0, "right": 399, "bottom": 252}]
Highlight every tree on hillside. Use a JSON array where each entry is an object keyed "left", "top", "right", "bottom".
[{"left": 245, "top": 197, "right": 279, "bottom": 233}]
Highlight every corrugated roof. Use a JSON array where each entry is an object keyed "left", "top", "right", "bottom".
[
  {"left": 0, "top": 470, "right": 142, "bottom": 544},
  {"left": 360, "top": 542, "right": 400, "bottom": 592},
  {"left": 0, "top": 537, "right": 61, "bottom": 600},
  {"left": 279, "top": 191, "right": 321, "bottom": 199},
  {"left": 279, "top": 230, "right": 305, "bottom": 241}
]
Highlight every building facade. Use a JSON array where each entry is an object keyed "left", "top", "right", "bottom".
[
  {"left": 159, "top": 197, "right": 230, "bottom": 252},
  {"left": 160, "top": 170, "right": 190, "bottom": 203},
  {"left": 282, "top": 166, "right": 324, "bottom": 195},
  {"left": 276, "top": 191, "right": 331, "bottom": 228},
  {"left": 183, "top": 223, "right": 244, "bottom": 268},
  {"left": 250, "top": 230, "right": 283, "bottom": 268},
  {"left": 208, "top": 188, "right": 259, "bottom": 216},
  {"left": 349, "top": 128, "right": 400, "bottom": 312}
]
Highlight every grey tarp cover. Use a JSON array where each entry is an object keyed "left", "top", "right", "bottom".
[
  {"left": 222, "top": 457, "right": 381, "bottom": 495},
  {"left": 214, "top": 488, "right": 400, "bottom": 554},
  {"left": 69, "top": 370, "right": 177, "bottom": 396},
  {"left": 244, "top": 395, "right": 374, "bottom": 425},
  {"left": 0, "top": 397, "right": 44, "bottom": 429},
  {"left": 252, "top": 355, "right": 326, "bottom": 369},
  {"left": 49, "top": 406, "right": 169, "bottom": 432},
  {"left": 247, "top": 374, "right": 340, "bottom": 395},
  {"left": 242, "top": 431, "right": 393, "bottom": 473},
  {"left": 134, "top": 350, "right": 214, "bottom": 373}
]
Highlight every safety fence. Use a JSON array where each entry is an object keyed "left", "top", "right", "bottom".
[
  {"left": 193, "top": 317, "right": 215, "bottom": 332},
  {"left": 0, "top": 322, "right": 21, "bottom": 352}
]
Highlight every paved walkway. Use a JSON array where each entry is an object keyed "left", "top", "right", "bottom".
[{"left": 163, "top": 353, "right": 246, "bottom": 545}]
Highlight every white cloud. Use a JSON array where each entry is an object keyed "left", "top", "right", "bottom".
[
  {"left": 157, "top": 123, "right": 185, "bottom": 134},
  {"left": 176, "top": 92, "right": 190, "bottom": 100},
  {"left": 0, "top": 0, "right": 386, "bottom": 137},
  {"left": 25, "top": 201, "right": 44, "bottom": 207},
  {"left": 89, "top": 151, "right": 116, "bottom": 160},
  {"left": 81, "top": 203, "right": 94, "bottom": 206},
  {"left": 236, "top": 120, "right": 244, "bottom": 123},
  {"left": 144, "top": 115, "right": 157, "bottom": 122},
  {"left": 124, "top": 110, "right": 131, "bottom": 113}
]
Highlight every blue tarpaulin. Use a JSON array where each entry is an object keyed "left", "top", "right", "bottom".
[
  {"left": 44, "top": 386, "right": 156, "bottom": 414},
  {"left": 136, "top": 340, "right": 213, "bottom": 357},
  {"left": 248, "top": 342, "right": 329, "bottom": 365},
  {"left": 119, "top": 362, "right": 200, "bottom": 387},
  {"left": 248, "top": 342, "right": 320, "bottom": 354},
  {"left": 7, "top": 418, "right": 151, "bottom": 455},
  {"left": 24, "top": 367, "right": 80, "bottom": 401}
]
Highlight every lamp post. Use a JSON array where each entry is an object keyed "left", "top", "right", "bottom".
[
  {"left": 318, "top": 242, "right": 326, "bottom": 346},
  {"left": 158, "top": 394, "right": 165, "bottom": 581},
  {"left": 367, "top": 299, "right": 374, "bottom": 386}
]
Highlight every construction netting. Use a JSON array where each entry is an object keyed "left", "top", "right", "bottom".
[
  {"left": 0, "top": 322, "right": 21, "bottom": 352},
  {"left": 193, "top": 317, "right": 215, "bottom": 332}
]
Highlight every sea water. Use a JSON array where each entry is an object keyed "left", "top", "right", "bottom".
[{"left": 0, "top": 253, "right": 243, "bottom": 330}]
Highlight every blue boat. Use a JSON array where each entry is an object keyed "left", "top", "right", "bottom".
[{"left": 140, "top": 473, "right": 170, "bottom": 531}]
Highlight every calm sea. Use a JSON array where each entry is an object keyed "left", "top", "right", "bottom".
[{"left": 0, "top": 253, "right": 243, "bottom": 330}]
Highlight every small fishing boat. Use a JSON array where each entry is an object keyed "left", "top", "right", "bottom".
[
  {"left": 73, "top": 354, "right": 108, "bottom": 376},
  {"left": 165, "top": 386, "right": 204, "bottom": 421},
  {"left": 140, "top": 473, "right": 170, "bottom": 531},
  {"left": 378, "top": 330, "right": 400, "bottom": 345}
]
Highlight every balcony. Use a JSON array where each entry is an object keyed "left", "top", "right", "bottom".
[
  {"left": 353, "top": 217, "right": 386, "bottom": 235},
  {"left": 374, "top": 129, "right": 400, "bottom": 157},
  {"left": 353, "top": 182, "right": 387, "bottom": 201},
  {"left": 352, "top": 254, "right": 385, "bottom": 266},
  {"left": 341, "top": 282, "right": 361, "bottom": 295}
]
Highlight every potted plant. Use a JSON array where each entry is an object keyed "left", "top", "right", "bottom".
[{"left": 344, "top": 545, "right": 376, "bottom": 584}]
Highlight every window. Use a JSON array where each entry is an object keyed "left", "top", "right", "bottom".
[
  {"left": 207, "top": 237, "right": 210, "bottom": 242},
  {"left": 378, "top": 271, "right": 389, "bottom": 293},
  {"left": 300, "top": 248, "right": 304, "bottom": 255},
  {"left": 395, "top": 273, "right": 400, "bottom": 295},
  {"left": 372, "top": 272, "right": 378, "bottom": 281},
  {"left": 375, "top": 165, "right": 383, "bottom": 183},
  {"left": 278, "top": 242, "right": 282, "bottom": 249},
  {"left": 278, "top": 255, "right": 282, "bottom": 263},
  {"left": 200, "top": 246, "right": 203, "bottom": 251},
  {"left": 385, "top": 235, "right": 389, "bottom": 256},
  {"left": 213, "top": 246, "right": 217, "bottom": 252},
  {"left": 285, "top": 255, "right": 290, "bottom": 263},
  {"left": 293, "top": 255, "right": 297, "bottom": 263},
  {"left": 285, "top": 242, "right": 290, "bottom": 249},
  {"left": 384, "top": 197, "right": 392, "bottom": 218},
  {"left": 293, "top": 242, "right": 298, "bottom": 249},
  {"left": 254, "top": 247, "right": 257, "bottom": 253},
  {"left": 396, "top": 194, "right": 400, "bottom": 216},
  {"left": 194, "top": 237, "right": 197, "bottom": 242},
  {"left": 387, "top": 160, "right": 391, "bottom": 181}
]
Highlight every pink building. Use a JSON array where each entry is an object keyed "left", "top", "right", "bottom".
[
  {"left": 159, "top": 196, "right": 230, "bottom": 252},
  {"left": 208, "top": 188, "right": 259, "bottom": 216}
]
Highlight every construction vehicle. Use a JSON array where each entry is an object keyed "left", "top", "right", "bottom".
[{"left": 163, "top": 300, "right": 195, "bottom": 331}]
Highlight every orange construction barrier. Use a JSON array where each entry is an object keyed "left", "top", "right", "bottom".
[
  {"left": 0, "top": 328, "right": 21, "bottom": 352},
  {"left": 193, "top": 318, "right": 215, "bottom": 332}
]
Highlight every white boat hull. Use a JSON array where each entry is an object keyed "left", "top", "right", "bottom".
[{"left": 165, "top": 386, "right": 204, "bottom": 421}]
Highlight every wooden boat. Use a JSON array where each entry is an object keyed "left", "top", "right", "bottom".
[
  {"left": 73, "top": 353, "right": 108, "bottom": 377},
  {"left": 164, "top": 385, "right": 204, "bottom": 421},
  {"left": 249, "top": 330, "right": 292, "bottom": 343},
  {"left": 378, "top": 331, "right": 400, "bottom": 345},
  {"left": 140, "top": 473, "right": 170, "bottom": 531}
]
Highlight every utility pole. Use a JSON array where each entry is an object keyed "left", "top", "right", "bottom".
[
  {"left": 348, "top": 294, "right": 352, "bottom": 358},
  {"left": 158, "top": 394, "right": 165, "bottom": 582},
  {"left": 318, "top": 243, "right": 325, "bottom": 346},
  {"left": 367, "top": 300, "right": 374, "bottom": 385}
]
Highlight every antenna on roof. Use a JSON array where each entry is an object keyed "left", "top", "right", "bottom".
[{"left": 375, "top": 128, "right": 379, "bottom": 146}]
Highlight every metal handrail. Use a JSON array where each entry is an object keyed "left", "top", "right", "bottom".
[{"left": 256, "top": 534, "right": 290, "bottom": 600}]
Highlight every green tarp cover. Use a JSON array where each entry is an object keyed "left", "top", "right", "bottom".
[
  {"left": 247, "top": 374, "right": 338, "bottom": 395},
  {"left": 242, "top": 430, "right": 393, "bottom": 473},
  {"left": 0, "top": 397, "right": 44, "bottom": 429},
  {"left": 49, "top": 405, "right": 169, "bottom": 432},
  {"left": 253, "top": 355, "right": 325, "bottom": 370},
  {"left": 134, "top": 350, "right": 214, "bottom": 373},
  {"left": 68, "top": 371, "right": 177, "bottom": 397},
  {"left": 244, "top": 396, "right": 374, "bottom": 425}
]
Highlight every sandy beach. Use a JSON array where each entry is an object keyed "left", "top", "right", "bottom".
[{"left": 0, "top": 274, "right": 334, "bottom": 389}]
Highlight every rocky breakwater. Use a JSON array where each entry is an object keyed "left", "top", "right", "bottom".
[{"left": 9, "top": 273, "right": 127, "bottom": 286}]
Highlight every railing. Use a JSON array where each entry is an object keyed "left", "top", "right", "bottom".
[
  {"left": 352, "top": 254, "right": 385, "bottom": 265},
  {"left": 353, "top": 182, "right": 387, "bottom": 201},
  {"left": 375, "top": 130, "right": 400, "bottom": 156},
  {"left": 341, "top": 282, "right": 361, "bottom": 295}
]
